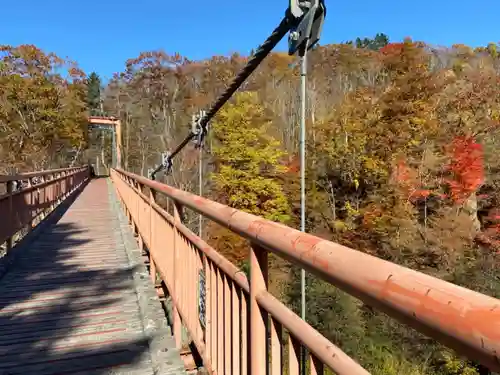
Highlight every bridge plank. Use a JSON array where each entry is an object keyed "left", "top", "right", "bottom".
[{"left": 0, "top": 179, "right": 186, "bottom": 375}]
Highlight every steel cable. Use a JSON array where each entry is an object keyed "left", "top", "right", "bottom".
[{"left": 152, "top": 15, "right": 294, "bottom": 179}]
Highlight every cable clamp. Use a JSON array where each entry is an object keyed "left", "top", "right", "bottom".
[
  {"left": 287, "top": 0, "right": 326, "bottom": 55},
  {"left": 192, "top": 110, "right": 208, "bottom": 149},
  {"left": 161, "top": 151, "right": 173, "bottom": 175}
]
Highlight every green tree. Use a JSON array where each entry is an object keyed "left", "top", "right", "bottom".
[
  {"left": 487, "top": 42, "right": 498, "bottom": 58},
  {"left": 372, "top": 33, "right": 390, "bottom": 50},
  {"left": 87, "top": 71, "right": 102, "bottom": 115},
  {"left": 207, "top": 91, "right": 290, "bottom": 265},
  {"left": 211, "top": 91, "right": 290, "bottom": 222},
  {"left": 353, "top": 33, "right": 389, "bottom": 50}
]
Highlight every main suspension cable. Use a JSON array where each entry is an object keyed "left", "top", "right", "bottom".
[
  {"left": 151, "top": 0, "right": 326, "bottom": 180},
  {"left": 151, "top": 16, "right": 294, "bottom": 179}
]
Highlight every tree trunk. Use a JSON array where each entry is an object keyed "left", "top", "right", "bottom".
[{"left": 463, "top": 193, "right": 481, "bottom": 235}]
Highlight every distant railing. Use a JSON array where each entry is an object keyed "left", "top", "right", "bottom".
[
  {"left": 0, "top": 167, "right": 89, "bottom": 251},
  {"left": 111, "top": 168, "right": 500, "bottom": 374}
]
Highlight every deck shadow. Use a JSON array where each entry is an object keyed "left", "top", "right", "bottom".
[{"left": 0, "top": 180, "right": 156, "bottom": 374}]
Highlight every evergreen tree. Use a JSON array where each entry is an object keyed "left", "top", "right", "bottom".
[
  {"left": 352, "top": 33, "right": 390, "bottom": 50},
  {"left": 372, "top": 33, "right": 390, "bottom": 50},
  {"left": 87, "top": 72, "right": 102, "bottom": 115}
]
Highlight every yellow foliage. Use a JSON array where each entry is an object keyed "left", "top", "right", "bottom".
[
  {"left": 440, "top": 352, "right": 479, "bottom": 375},
  {"left": 0, "top": 44, "right": 87, "bottom": 170},
  {"left": 371, "top": 355, "right": 429, "bottom": 375},
  {"left": 211, "top": 91, "right": 290, "bottom": 222}
]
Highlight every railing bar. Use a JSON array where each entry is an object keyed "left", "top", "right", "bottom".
[
  {"left": 241, "top": 291, "right": 248, "bottom": 375},
  {"left": 182, "top": 235, "right": 187, "bottom": 328},
  {"left": 0, "top": 167, "right": 85, "bottom": 183},
  {"left": 145, "top": 254, "right": 213, "bottom": 371},
  {"left": 185, "top": 237, "right": 190, "bottom": 334},
  {"left": 1, "top": 168, "right": 88, "bottom": 246},
  {"left": 309, "top": 353, "right": 323, "bottom": 375},
  {"left": 194, "top": 248, "right": 199, "bottom": 342},
  {"left": 289, "top": 334, "right": 300, "bottom": 375},
  {"left": 250, "top": 244, "right": 268, "bottom": 375},
  {"left": 197, "top": 249, "right": 203, "bottom": 344},
  {"left": 0, "top": 168, "right": 86, "bottom": 201},
  {"left": 211, "top": 262, "right": 218, "bottom": 372},
  {"left": 120, "top": 183, "right": 204, "bottom": 362},
  {"left": 224, "top": 278, "right": 232, "bottom": 375},
  {"left": 189, "top": 241, "right": 195, "bottom": 341},
  {"left": 173, "top": 202, "right": 183, "bottom": 349},
  {"left": 205, "top": 258, "right": 213, "bottom": 372},
  {"left": 130, "top": 186, "right": 250, "bottom": 293},
  {"left": 113, "top": 168, "right": 500, "bottom": 372},
  {"left": 271, "top": 317, "right": 283, "bottom": 375},
  {"left": 256, "top": 291, "right": 368, "bottom": 374},
  {"left": 217, "top": 270, "right": 224, "bottom": 374},
  {"left": 232, "top": 282, "right": 241, "bottom": 375}
]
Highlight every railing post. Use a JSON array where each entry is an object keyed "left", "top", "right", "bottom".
[
  {"left": 149, "top": 190, "right": 156, "bottom": 285},
  {"left": 173, "top": 201, "right": 184, "bottom": 349},
  {"left": 125, "top": 176, "right": 132, "bottom": 224},
  {"left": 204, "top": 254, "right": 212, "bottom": 366},
  {"left": 47, "top": 173, "right": 55, "bottom": 211},
  {"left": 250, "top": 244, "right": 268, "bottom": 375},
  {"left": 6, "top": 180, "right": 14, "bottom": 251},
  {"left": 25, "top": 179, "right": 33, "bottom": 229}
]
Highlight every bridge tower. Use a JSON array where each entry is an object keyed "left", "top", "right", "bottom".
[{"left": 87, "top": 116, "right": 122, "bottom": 176}]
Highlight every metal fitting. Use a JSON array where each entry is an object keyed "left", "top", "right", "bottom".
[
  {"left": 290, "top": 31, "right": 300, "bottom": 41},
  {"left": 288, "top": 0, "right": 326, "bottom": 55}
]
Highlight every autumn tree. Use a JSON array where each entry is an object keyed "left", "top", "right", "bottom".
[
  {"left": 0, "top": 44, "right": 87, "bottom": 172},
  {"left": 207, "top": 91, "right": 290, "bottom": 264},
  {"left": 211, "top": 91, "right": 290, "bottom": 220},
  {"left": 102, "top": 50, "right": 232, "bottom": 233}
]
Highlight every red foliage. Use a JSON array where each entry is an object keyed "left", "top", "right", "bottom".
[
  {"left": 410, "top": 189, "right": 432, "bottom": 200},
  {"left": 286, "top": 155, "right": 300, "bottom": 174},
  {"left": 476, "top": 228, "right": 500, "bottom": 253},
  {"left": 379, "top": 43, "right": 405, "bottom": 55},
  {"left": 478, "top": 208, "right": 500, "bottom": 252},
  {"left": 393, "top": 159, "right": 431, "bottom": 201},
  {"left": 362, "top": 204, "right": 383, "bottom": 228},
  {"left": 394, "top": 159, "right": 411, "bottom": 183},
  {"left": 394, "top": 137, "right": 484, "bottom": 205},
  {"left": 485, "top": 209, "right": 500, "bottom": 221},
  {"left": 445, "top": 137, "right": 484, "bottom": 203}
]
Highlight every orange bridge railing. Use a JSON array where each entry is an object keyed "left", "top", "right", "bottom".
[
  {"left": 111, "top": 168, "right": 500, "bottom": 375},
  {"left": 0, "top": 167, "right": 89, "bottom": 250}
]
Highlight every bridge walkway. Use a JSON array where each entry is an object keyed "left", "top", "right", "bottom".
[{"left": 0, "top": 179, "right": 185, "bottom": 375}]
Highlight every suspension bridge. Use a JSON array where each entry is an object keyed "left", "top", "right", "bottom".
[{"left": 1, "top": 1, "right": 500, "bottom": 374}]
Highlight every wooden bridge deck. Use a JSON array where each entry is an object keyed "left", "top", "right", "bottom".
[{"left": 0, "top": 179, "right": 185, "bottom": 375}]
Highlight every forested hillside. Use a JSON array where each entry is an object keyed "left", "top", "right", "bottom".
[{"left": 2, "top": 36, "right": 500, "bottom": 374}]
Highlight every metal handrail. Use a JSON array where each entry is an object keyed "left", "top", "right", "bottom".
[
  {"left": 0, "top": 167, "right": 87, "bottom": 183},
  {"left": 112, "top": 168, "right": 500, "bottom": 373},
  {"left": 0, "top": 167, "right": 89, "bottom": 248}
]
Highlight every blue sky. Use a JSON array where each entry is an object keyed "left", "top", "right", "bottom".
[{"left": 1, "top": 1, "right": 498, "bottom": 80}]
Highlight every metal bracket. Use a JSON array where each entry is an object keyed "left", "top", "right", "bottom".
[
  {"left": 288, "top": 0, "right": 326, "bottom": 55},
  {"left": 191, "top": 110, "right": 208, "bottom": 149},
  {"left": 161, "top": 151, "right": 173, "bottom": 175}
]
